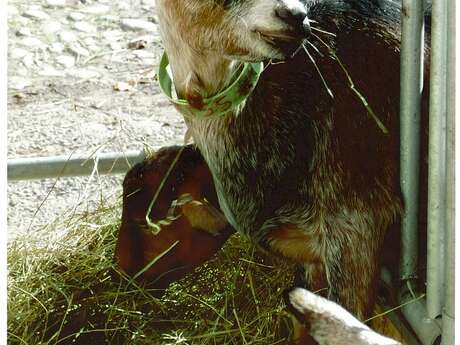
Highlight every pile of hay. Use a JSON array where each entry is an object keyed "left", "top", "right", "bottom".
[{"left": 8, "top": 202, "right": 296, "bottom": 345}]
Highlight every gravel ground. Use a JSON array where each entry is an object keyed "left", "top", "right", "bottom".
[{"left": 7, "top": 0, "right": 186, "bottom": 240}]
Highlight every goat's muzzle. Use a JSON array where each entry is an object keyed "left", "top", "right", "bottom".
[{"left": 275, "top": 3, "right": 311, "bottom": 38}]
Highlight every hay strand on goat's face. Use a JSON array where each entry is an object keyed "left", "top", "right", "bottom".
[
  {"left": 130, "top": 240, "right": 180, "bottom": 283},
  {"left": 145, "top": 146, "right": 185, "bottom": 235},
  {"left": 302, "top": 42, "right": 334, "bottom": 99}
]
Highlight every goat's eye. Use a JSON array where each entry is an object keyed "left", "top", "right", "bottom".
[{"left": 222, "top": 0, "right": 238, "bottom": 9}]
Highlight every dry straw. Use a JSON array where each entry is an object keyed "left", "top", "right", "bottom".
[
  {"left": 8, "top": 200, "right": 295, "bottom": 345},
  {"left": 8, "top": 200, "right": 417, "bottom": 345}
]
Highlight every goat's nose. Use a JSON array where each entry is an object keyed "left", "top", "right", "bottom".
[{"left": 275, "top": 4, "right": 311, "bottom": 37}]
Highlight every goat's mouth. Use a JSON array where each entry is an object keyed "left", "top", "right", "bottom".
[
  {"left": 255, "top": 29, "right": 305, "bottom": 58},
  {"left": 136, "top": 265, "right": 192, "bottom": 293}
]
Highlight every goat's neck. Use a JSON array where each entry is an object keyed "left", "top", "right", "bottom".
[{"left": 164, "top": 42, "right": 238, "bottom": 103}]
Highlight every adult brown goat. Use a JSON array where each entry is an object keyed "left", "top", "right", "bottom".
[{"left": 115, "top": 0, "right": 430, "bottom": 325}]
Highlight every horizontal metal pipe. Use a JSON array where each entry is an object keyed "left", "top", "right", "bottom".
[
  {"left": 397, "top": 277, "right": 442, "bottom": 345},
  {"left": 7, "top": 150, "right": 147, "bottom": 181},
  {"left": 383, "top": 311, "right": 422, "bottom": 345},
  {"left": 380, "top": 269, "right": 442, "bottom": 345},
  {"left": 400, "top": 293, "right": 442, "bottom": 345},
  {"left": 427, "top": 0, "right": 448, "bottom": 318},
  {"left": 399, "top": 0, "right": 425, "bottom": 280},
  {"left": 379, "top": 269, "right": 423, "bottom": 345}
]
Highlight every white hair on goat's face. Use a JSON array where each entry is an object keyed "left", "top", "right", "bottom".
[
  {"left": 233, "top": 0, "right": 309, "bottom": 60},
  {"left": 156, "top": 0, "right": 310, "bottom": 63},
  {"left": 155, "top": 0, "right": 310, "bottom": 101}
]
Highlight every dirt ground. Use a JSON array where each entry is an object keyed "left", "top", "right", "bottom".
[{"left": 7, "top": 0, "right": 187, "bottom": 239}]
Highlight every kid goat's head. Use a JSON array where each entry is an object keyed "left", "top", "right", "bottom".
[{"left": 157, "top": 0, "right": 310, "bottom": 102}]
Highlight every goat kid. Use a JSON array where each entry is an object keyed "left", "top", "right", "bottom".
[{"left": 115, "top": 145, "right": 234, "bottom": 290}]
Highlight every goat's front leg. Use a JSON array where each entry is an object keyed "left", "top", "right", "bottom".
[
  {"left": 262, "top": 225, "right": 327, "bottom": 345},
  {"left": 263, "top": 217, "right": 384, "bottom": 343},
  {"left": 275, "top": 215, "right": 385, "bottom": 320},
  {"left": 319, "top": 221, "right": 385, "bottom": 321},
  {"left": 114, "top": 145, "right": 235, "bottom": 290}
]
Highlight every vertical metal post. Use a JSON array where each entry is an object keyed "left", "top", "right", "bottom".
[
  {"left": 427, "top": 0, "right": 448, "bottom": 319},
  {"left": 441, "top": 0, "right": 455, "bottom": 342},
  {"left": 400, "top": 0, "right": 425, "bottom": 280}
]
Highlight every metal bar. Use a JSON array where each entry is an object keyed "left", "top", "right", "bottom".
[
  {"left": 400, "top": 0, "right": 425, "bottom": 280},
  {"left": 426, "top": 0, "right": 448, "bottom": 319},
  {"left": 441, "top": 0, "right": 455, "bottom": 341},
  {"left": 384, "top": 311, "right": 422, "bottom": 345},
  {"left": 7, "top": 150, "right": 147, "bottom": 181},
  {"left": 400, "top": 290, "right": 442, "bottom": 345},
  {"left": 381, "top": 269, "right": 441, "bottom": 345},
  {"left": 380, "top": 269, "right": 423, "bottom": 345}
]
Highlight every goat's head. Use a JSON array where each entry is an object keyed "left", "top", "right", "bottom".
[
  {"left": 114, "top": 146, "right": 234, "bottom": 291},
  {"left": 156, "top": 0, "right": 310, "bottom": 63}
]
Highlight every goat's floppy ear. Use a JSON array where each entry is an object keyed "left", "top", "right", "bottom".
[
  {"left": 181, "top": 200, "right": 230, "bottom": 236},
  {"left": 184, "top": 72, "right": 205, "bottom": 110}
]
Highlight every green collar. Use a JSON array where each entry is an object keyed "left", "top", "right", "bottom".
[{"left": 158, "top": 52, "right": 263, "bottom": 118}]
